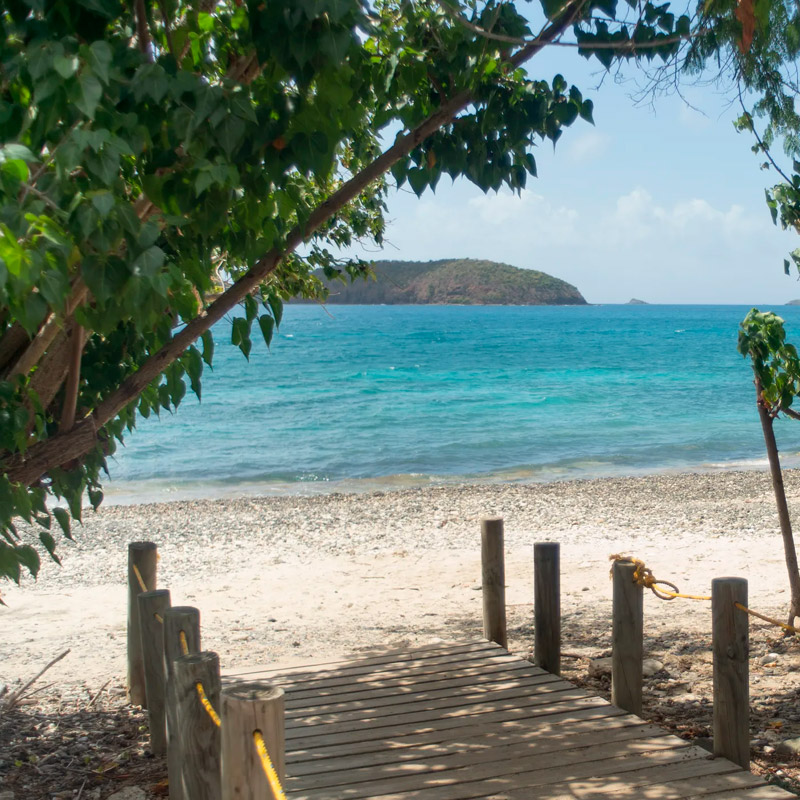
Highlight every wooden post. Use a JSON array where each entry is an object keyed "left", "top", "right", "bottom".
[
  {"left": 612, "top": 558, "right": 643, "bottom": 715},
  {"left": 138, "top": 589, "right": 171, "bottom": 755},
  {"left": 534, "top": 542, "right": 561, "bottom": 675},
  {"left": 127, "top": 541, "right": 158, "bottom": 707},
  {"left": 712, "top": 577, "right": 750, "bottom": 769},
  {"left": 481, "top": 517, "right": 507, "bottom": 649},
  {"left": 164, "top": 607, "right": 201, "bottom": 800},
  {"left": 221, "top": 682, "right": 285, "bottom": 800},
  {"left": 175, "top": 651, "right": 222, "bottom": 800}
]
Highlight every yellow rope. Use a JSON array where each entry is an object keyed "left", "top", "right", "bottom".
[
  {"left": 179, "top": 630, "right": 189, "bottom": 656},
  {"left": 609, "top": 554, "right": 712, "bottom": 601},
  {"left": 132, "top": 564, "right": 148, "bottom": 593},
  {"left": 609, "top": 555, "right": 800, "bottom": 634},
  {"left": 154, "top": 612, "right": 164, "bottom": 624},
  {"left": 253, "top": 730, "right": 286, "bottom": 800},
  {"left": 734, "top": 602, "right": 800, "bottom": 634},
  {"left": 195, "top": 682, "right": 221, "bottom": 727}
]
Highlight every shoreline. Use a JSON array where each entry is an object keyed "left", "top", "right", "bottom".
[
  {"left": 99, "top": 456, "right": 797, "bottom": 507},
  {"left": 4, "top": 467, "right": 800, "bottom": 708}
]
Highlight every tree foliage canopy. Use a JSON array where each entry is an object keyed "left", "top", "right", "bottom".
[{"left": 0, "top": 0, "right": 771, "bottom": 587}]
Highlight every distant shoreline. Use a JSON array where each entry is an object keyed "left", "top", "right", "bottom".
[{"left": 101, "top": 455, "right": 790, "bottom": 507}]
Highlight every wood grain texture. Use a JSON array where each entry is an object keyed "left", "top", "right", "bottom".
[
  {"left": 221, "top": 682, "right": 285, "bottom": 800},
  {"left": 611, "top": 559, "right": 643, "bottom": 716},
  {"left": 713, "top": 577, "right": 750, "bottom": 769},
  {"left": 126, "top": 541, "right": 157, "bottom": 707},
  {"left": 481, "top": 518, "right": 507, "bottom": 649},
  {"left": 174, "top": 651, "right": 221, "bottom": 800},
  {"left": 138, "top": 589, "right": 171, "bottom": 755},
  {"left": 533, "top": 542, "right": 560, "bottom": 675},
  {"left": 163, "top": 607, "right": 201, "bottom": 800},
  {"left": 230, "top": 640, "right": 795, "bottom": 800}
]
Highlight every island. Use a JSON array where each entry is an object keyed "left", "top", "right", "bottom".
[
  {"left": 786, "top": 299, "right": 800, "bottom": 305},
  {"left": 294, "top": 258, "right": 587, "bottom": 305},
  {"left": 627, "top": 298, "right": 649, "bottom": 305}
]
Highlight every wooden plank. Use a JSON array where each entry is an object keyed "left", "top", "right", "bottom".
[
  {"left": 482, "top": 767, "right": 764, "bottom": 799},
  {"left": 699, "top": 785, "right": 799, "bottom": 799},
  {"left": 287, "top": 705, "right": 631, "bottom": 764},
  {"left": 289, "top": 676, "right": 581, "bottom": 727},
  {"left": 285, "top": 688, "right": 602, "bottom": 741},
  {"left": 281, "top": 662, "right": 558, "bottom": 709},
  {"left": 287, "top": 695, "right": 617, "bottom": 751},
  {"left": 228, "top": 640, "right": 501, "bottom": 681},
  {"left": 290, "top": 732, "right": 682, "bottom": 793},
  {"left": 239, "top": 649, "right": 534, "bottom": 693},
  {"left": 292, "top": 743, "right": 724, "bottom": 800},
  {"left": 242, "top": 651, "right": 530, "bottom": 696},
  {"left": 288, "top": 718, "right": 664, "bottom": 777},
  {"left": 286, "top": 672, "right": 563, "bottom": 718}
]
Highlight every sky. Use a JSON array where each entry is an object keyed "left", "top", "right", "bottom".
[{"left": 345, "top": 34, "right": 800, "bottom": 306}]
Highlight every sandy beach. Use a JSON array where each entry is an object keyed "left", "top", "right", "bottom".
[
  {"left": 4, "top": 468, "right": 800, "bottom": 689},
  {"left": 6, "top": 468, "right": 800, "bottom": 798}
]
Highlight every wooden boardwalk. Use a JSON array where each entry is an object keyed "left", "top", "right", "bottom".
[{"left": 227, "top": 639, "right": 796, "bottom": 800}]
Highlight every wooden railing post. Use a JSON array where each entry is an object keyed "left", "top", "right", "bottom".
[
  {"left": 221, "top": 683, "right": 285, "bottom": 800},
  {"left": 712, "top": 577, "right": 749, "bottom": 769},
  {"left": 164, "top": 607, "right": 201, "bottom": 800},
  {"left": 175, "top": 651, "right": 222, "bottom": 800},
  {"left": 612, "top": 558, "right": 643, "bottom": 715},
  {"left": 481, "top": 517, "right": 507, "bottom": 649},
  {"left": 138, "top": 589, "right": 171, "bottom": 755},
  {"left": 127, "top": 541, "right": 158, "bottom": 707},
  {"left": 533, "top": 542, "right": 560, "bottom": 675}
]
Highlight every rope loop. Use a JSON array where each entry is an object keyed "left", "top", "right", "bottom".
[{"left": 609, "top": 555, "right": 711, "bottom": 601}]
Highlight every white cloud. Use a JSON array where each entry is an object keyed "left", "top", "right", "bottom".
[
  {"left": 467, "top": 189, "right": 579, "bottom": 241},
  {"left": 566, "top": 131, "right": 611, "bottom": 163}
]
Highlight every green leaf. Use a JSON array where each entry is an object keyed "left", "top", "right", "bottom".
[
  {"left": 16, "top": 544, "right": 41, "bottom": 579},
  {"left": 201, "top": 330, "right": 214, "bottom": 367},
  {"left": 258, "top": 314, "right": 275, "bottom": 348},
  {"left": 267, "top": 295, "right": 283, "bottom": 327},
  {"left": 89, "top": 41, "right": 113, "bottom": 84},
  {"left": 90, "top": 190, "right": 115, "bottom": 219},
  {"left": 131, "top": 246, "right": 166, "bottom": 278},
  {"left": 39, "top": 531, "right": 62, "bottom": 565},
  {"left": 53, "top": 507, "right": 72, "bottom": 540},
  {"left": 231, "top": 317, "right": 252, "bottom": 359},
  {"left": 76, "top": 73, "right": 103, "bottom": 119}
]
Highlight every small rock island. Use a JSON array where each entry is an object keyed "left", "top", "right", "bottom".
[
  {"left": 627, "top": 298, "right": 649, "bottom": 305},
  {"left": 295, "top": 258, "right": 587, "bottom": 305}
]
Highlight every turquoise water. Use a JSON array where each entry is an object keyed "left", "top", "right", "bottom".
[{"left": 105, "top": 305, "right": 800, "bottom": 502}]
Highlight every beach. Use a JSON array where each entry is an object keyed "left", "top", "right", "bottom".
[
  {"left": 4, "top": 468, "right": 800, "bottom": 689},
  {"left": 6, "top": 468, "right": 800, "bottom": 798}
]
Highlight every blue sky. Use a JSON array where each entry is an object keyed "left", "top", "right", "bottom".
[{"left": 346, "top": 42, "right": 800, "bottom": 305}]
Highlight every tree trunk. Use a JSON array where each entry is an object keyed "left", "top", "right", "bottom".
[{"left": 754, "top": 378, "right": 800, "bottom": 625}]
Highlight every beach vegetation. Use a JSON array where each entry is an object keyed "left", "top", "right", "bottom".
[
  {"left": 738, "top": 308, "right": 800, "bottom": 625},
  {"left": 0, "top": 0, "right": 780, "bottom": 585}
]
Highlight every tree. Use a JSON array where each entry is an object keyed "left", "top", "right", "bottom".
[
  {"left": 738, "top": 308, "right": 800, "bottom": 625},
  {"left": 0, "top": 0, "right": 755, "bottom": 588}
]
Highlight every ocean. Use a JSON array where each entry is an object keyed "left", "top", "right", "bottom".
[{"left": 104, "top": 304, "right": 800, "bottom": 503}]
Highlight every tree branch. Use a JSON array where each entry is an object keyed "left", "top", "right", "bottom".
[
  {"left": 59, "top": 324, "right": 85, "bottom": 433},
  {"left": 3, "top": 279, "right": 88, "bottom": 381},
  {"left": 135, "top": 0, "right": 154, "bottom": 63},
  {"left": 2, "top": 0, "right": 586, "bottom": 487}
]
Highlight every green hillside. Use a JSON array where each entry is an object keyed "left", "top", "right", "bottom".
[{"left": 295, "top": 259, "right": 587, "bottom": 305}]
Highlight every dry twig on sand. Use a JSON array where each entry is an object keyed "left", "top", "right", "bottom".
[{"left": 0, "top": 649, "right": 70, "bottom": 716}]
